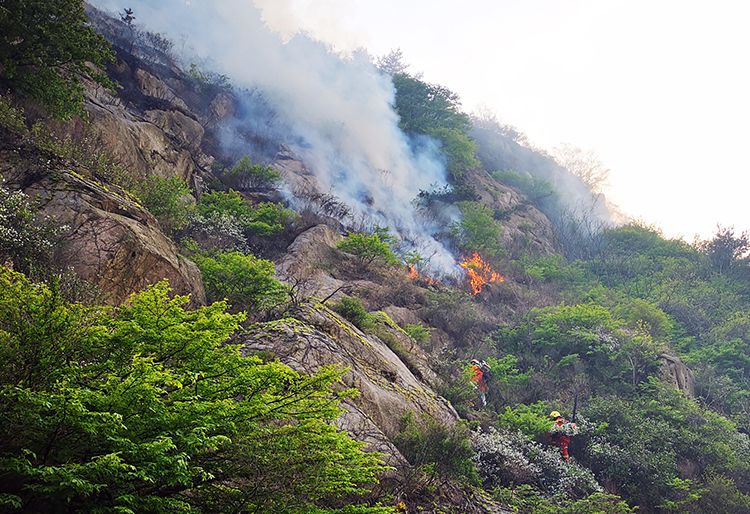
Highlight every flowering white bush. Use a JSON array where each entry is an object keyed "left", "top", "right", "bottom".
[
  {"left": 186, "top": 211, "right": 248, "bottom": 252},
  {"left": 0, "top": 185, "right": 60, "bottom": 273},
  {"left": 472, "top": 427, "right": 601, "bottom": 498}
]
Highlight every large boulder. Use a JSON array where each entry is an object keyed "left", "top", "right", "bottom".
[{"left": 0, "top": 131, "right": 206, "bottom": 305}]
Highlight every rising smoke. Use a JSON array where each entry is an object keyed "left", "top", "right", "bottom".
[{"left": 91, "top": 0, "right": 459, "bottom": 275}]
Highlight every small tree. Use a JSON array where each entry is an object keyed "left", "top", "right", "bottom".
[
  {"left": 224, "top": 156, "right": 281, "bottom": 190},
  {"left": 337, "top": 232, "right": 399, "bottom": 266},
  {"left": 452, "top": 201, "right": 503, "bottom": 259},
  {"left": 138, "top": 176, "right": 195, "bottom": 233},
  {"left": 194, "top": 251, "right": 288, "bottom": 311},
  {"left": 332, "top": 296, "right": 372, "bottom": 330}
]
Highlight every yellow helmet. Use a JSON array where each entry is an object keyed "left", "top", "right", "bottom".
[{"left": 549, "top": 411, "right": 561, "bottom": 418}]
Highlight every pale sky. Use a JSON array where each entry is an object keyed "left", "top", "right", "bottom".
[{"left": 254, "top": 0, "right": 750, "bottom": 241}]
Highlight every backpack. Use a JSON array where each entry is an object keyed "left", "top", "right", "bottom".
[{"left": 479, "top": 362, "right": 492, "bottom": 382}]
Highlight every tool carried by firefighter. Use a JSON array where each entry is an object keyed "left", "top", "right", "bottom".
[
  {"left": 547, "top": 411, "right": 578, "bottom": 462},
  {"left": 469, "top": 359, "right": 491, "bottom": 407}
]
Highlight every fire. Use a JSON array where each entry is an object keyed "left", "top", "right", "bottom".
[
  {"left": 460, "top": 252, "right": 505, "bottom": 295},
  {"left": 407, "top": 264, "right": 437, "bottom": 286}
]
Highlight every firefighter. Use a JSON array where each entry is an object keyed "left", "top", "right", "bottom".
[
  {"left": 470, "top": 359, "right": 489, "bottom": 407},
  {"left": 548, "top": 411, "right": 571, "bottom": 462}
]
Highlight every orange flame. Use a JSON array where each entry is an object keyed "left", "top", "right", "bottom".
[
  {"left": 460, "top": 252, "right": 505, "bottom": 295},
  {"left": 407, "top": 264, "right": 437, "bottom": 286}
]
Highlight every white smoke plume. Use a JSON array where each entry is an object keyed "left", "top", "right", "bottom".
[{"left": 91, "top": 0, "right": 459, "bottom": 275}]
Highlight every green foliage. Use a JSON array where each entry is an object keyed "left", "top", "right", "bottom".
[
  {"left": 198, "top": 190, "right": 295, "bottom": 236},
  {"left": 452, "top": 201, "right": 504, "bottom": 258},
  {"left": 430, "top": 127, "right": 480, "bottom": 179},
  {"left": 0, "top": 0, "right": 114, "bottom": 119},
  {"left": 0, "top": 95, "right": 26, "bottom": 131},
  {"left": 194, "top": 251, "right": 288, "bottom": 311},
  {"left": 390, "top": 72, "right": 479, "bottom": 180},
  {"left": 493, "top": 486, "right": 634, "bottom": 514},
  {"left": 404, "top": 323, "right": 431, "bottom": 344},
  {"left": 497, "top": 402, "right": 551, "bottom": 441},
  {"left": 579, "top": 381, "right": 750, "bottom": 512},
  {"left": 332, "top": 297, "right": 373, "bottom": 330},
  {"left": 496, "top": 303, "right": 662, "bottom": 395},
  {"left": 0, "top": 185, "right": 59, "bottom": 275},
  {"left": 138, "top": 176, "right": 195, "bottom": 233},
  {"left": 615, "top": 298, "right": 674, "bottom": 340},
  {"left": 223, "top": 155, "right": 281, "bottom": 190},
  {"left": 493, "top": 170, "right": 556, "bottom": 202},
  {"left": 391, "top": 73, "right": 471, "bottom": 135},
  {"left": 394, "top": 413, "right": 479, "bottom": 484},
  {"left": 337, "top": 232, "right": 399, "bottom": 266},
  {"left": 0, "top": 268, "right": 389, "bottom": 512}
]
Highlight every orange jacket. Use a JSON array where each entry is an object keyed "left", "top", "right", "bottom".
[{"left": 470, "top": 365, "right": 488, "bottom": 392}]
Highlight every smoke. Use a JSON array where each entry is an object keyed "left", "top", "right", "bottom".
[{"left": 91, "top": 0, "right": 459, "bottom": 275}]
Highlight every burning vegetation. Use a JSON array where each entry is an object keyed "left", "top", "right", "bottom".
[
  {"left": 407, "top": 264, "right": 437, "bottom": 286},
  {"left": 460, "top": 252, "right": 505, "bottom": 295}
]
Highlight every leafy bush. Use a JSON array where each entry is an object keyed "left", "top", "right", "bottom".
[
  {"left": 0, "top": 269, "right": 389, "bottom": 512},
  {"left": 197, "top": 190, "right": 294, "bottom": 236},
  {"left": 394, "top": 413, "right": 479, "bottom": 484},
  {"left": 0, "top": 0, "right": 114, "bottom": 119},
  {"left": 452, "top": 201, "right": 503, "bottom": 258},
  {"left": 497, "top": 402, "right": 552, "bottom": 441},
  {"left": 337, "top": 232, "right": 399, "bottom": 266},
  {"left": 0, "top": 185, "right": 60, "bottom": 275},
  {"left": 194, "top": 251, "right": 288, "bottom": 311},
  {"left": 429, "top": 127, "right": 480, "bottom": 179},
  {"left": 184, "top": 212, "right": 248, "bottom": 252},
  {"left": 138, "top": 176, "right": 195, "bottom": 233},
  {"left": 223, "top": 156, "right": 281, "bottom": 190},
  {"left": 332, "top": 297, "right": 373, "bottom": 330},
  {"left": 404, "top": 323, "right": 431, "bottom": 344}
]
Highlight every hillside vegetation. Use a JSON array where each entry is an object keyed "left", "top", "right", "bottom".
[{"left": 1, "top": 2, "right": 749, "bottom": 513}]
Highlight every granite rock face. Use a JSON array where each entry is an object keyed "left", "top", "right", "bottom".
[{"left": 0, "top": 131, "right": 205, "bottom": 305}]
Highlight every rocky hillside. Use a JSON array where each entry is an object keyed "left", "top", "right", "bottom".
[{"left": 3, "top": 3, "right": 750, "bottom": 513}]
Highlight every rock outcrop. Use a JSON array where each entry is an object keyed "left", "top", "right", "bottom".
[
  {"left": 0, "top": 129, "right": 206, "bottom": 305},
  {"left": 239, "top": 302, "right": 458, "bottom": 463},
  {"left": 660, "top": 354, "right": 695, "bottom": 397}
]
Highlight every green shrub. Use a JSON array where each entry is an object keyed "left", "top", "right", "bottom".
[
  {"left": 394, "top": 413, "right": 479, "bottom": 484},
  {"left": 0, "top": 268, "right": 388, "bottom": 512},
  {"left": 404, "top": 323, "right": 431, "bottom": 344},
  {"left": 198, "top": 190, "right": 294, "bottom": 236},
  {"left": 429, "top": 127, "right": 479, "bottom": 179},
  {"left": 497, "top": 402, "right": 552, "bottom": 440},
  {"left": 224, "top": 156, "right": 281, "bottom": 190},
  {"left": 138, "top": 176, "right": 195, "bottom": 233},
  {"left": 332, "top": 297, "right": 373, "bottom": 330},
  {"left": 337, "top": 232, "right": 399, "bottom": 266},
  {"left": 194, "top": 251, "right": 288, "bottom": 311},
  {"left": 452, "top": 201, "right": 503, "bottom": 258}
]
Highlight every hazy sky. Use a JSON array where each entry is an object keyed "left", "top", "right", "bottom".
[{"left": 254, "top": 0, "right": 750, "bottom": 241}]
